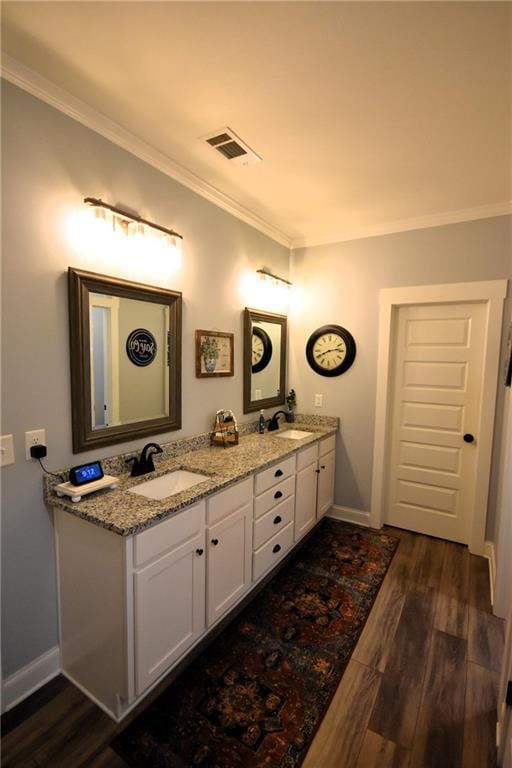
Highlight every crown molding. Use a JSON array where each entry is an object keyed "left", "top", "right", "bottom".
[
  {"left": 1, "top": 54, "right": 293, "bottom": 249},
  {"left": 291, "top": 201, "right": 512, "bottom": 250}
]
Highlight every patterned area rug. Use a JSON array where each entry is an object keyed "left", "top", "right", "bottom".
[{"left": 113, "top": 520, "right": 398, "bottom": 768}]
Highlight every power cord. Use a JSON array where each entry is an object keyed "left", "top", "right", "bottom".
[{"left": 30, "top": 444, "right": 61, "bottom": 477}]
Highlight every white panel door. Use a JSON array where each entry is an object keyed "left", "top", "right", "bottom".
[
  {"left": 386, "top": 303, "right": 486, "bottom": 543},
  {"left": 295, "top": 461, "right": 318, "bottom": 541}
]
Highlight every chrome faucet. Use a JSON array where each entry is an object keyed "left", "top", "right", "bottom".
[
  {"left": 267, "top": 410, "right": 288, "bottom": 431},
  {"left": 125, "top": 442, "right": 163, "bottom": 477}
]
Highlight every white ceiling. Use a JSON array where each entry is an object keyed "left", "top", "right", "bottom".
[{"left": 2, "top": 1, "right": 511, "bottom": 247}]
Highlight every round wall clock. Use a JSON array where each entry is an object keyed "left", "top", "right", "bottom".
[
  {"left": 252, "top": 326, "right": 273, "bottom": 373},
  {"left": 306, "top": 324, "right": 356, "bottom": 376}
]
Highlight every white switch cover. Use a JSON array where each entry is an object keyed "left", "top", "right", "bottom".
[
  {"left": 315, "top": 394, "right": 323, "bottom": 407},
  {"left": 0, "top": 435, "right": 15, "bottom": 466},
  {"left": 25, "top": 429, "right": 46, "bottom": 460}
]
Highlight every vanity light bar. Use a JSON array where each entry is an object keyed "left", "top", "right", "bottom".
[
  {"left": 256, "top": 269, "right": 292, "bottom": 287},
  {"left": 84, "top": 197, "right": 183, "bottom": 240}
]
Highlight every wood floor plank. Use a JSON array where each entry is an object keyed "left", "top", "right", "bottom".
[
  {"left": 88, "top": 747, "right": 129, "bottom": 767},
  {"left": 468, "top": 606, "right": 505, "bottom": 672},
  {"left": 353, "top": 580, "right": 406, "bottom": 672},
  {"left": 409, "top": 630, "right": 467, "bottom": 768},
  {"left": 368, "top": 587, "right": 435, "bottom": 749},
  {"left": 356, "top": 729, "right": 410, "bottom": 768},
  {"left": 462, "top": 662, "right": 499, "bottom": 768},
  {"left": 434, "top": 542, "right": 469, "bottom": 639},
  {"left": 302, "top": 659, "right": 381, "bottom": 768},
  {"left": 468, "top": 554, "right": 492, "bottom": 613},
  {"left": 411, "top": 536, "right": 446, "bottom": 590}
]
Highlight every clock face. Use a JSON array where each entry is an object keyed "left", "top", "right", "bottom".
[
  {"left": 252, "top": 326, "right": 273, "bottom": 373},
  {"left": 306, "top": 325, "right": 356, "bottom": 377}
]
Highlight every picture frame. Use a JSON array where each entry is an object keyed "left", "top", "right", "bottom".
[{"left": 195, "top": 330, "right": 234, "bottom": 378}]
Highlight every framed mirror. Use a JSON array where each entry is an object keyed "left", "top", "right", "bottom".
[
  {"left": 243, "top": 307, "right": 287, "bottom": 413},
  {"left": 68, "top": 267, "right": 182, "bottom": 453}
]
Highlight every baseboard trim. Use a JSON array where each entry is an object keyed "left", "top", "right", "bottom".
[
  {"left": 484, "top": 540, "right": 496, "bottom": 607},
  {"left": 1, "top": 646, "right": 61, "bottom": 713},
  {"left": 327, "top": 505, "right": 371, "bottom": 527}
]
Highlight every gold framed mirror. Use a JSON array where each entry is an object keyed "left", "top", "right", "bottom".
[
  {"left": 68, "top": 267, "right": 182, "bottom": 453},
  {"left": 243, "top": 307, "right": 287, "bottom": 413}
]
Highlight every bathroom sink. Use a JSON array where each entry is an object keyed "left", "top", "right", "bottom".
[
  {"left": 274, "top": 430, "right": 312, "bottom": 440},
  {"left": 128, "top": 470, "right": 210, "bottom": 500}
]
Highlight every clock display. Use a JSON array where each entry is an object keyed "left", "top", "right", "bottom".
[
  {"left": 306, "top": 325, "right": 356, "bottom": 376},
  {"left": 252, "top": 326, "right": 273, "bottom": 373}
]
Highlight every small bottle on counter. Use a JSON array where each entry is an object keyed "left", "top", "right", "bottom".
[{"left": 258, "top": 410, "right": 265, "bottom": 434}]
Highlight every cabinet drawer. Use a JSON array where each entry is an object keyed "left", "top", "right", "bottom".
[
  {"left": 254, "top": 475, "right": 295, "bottom": 519},
  {"left": 255, "top": 455, "right": 295, "bottom": 496},
  {"left": 207, "top": 477, "right": 253, "bottom": 526},
  {"left": 134, "top": 500, "right": 205, "bottom": 568},
  {"left": 253, "top": 494, "right": 294, "bottom": 550},
  {"left": 253, "top": 521, "right": 294, "bottom": 582},
  {"left": 297, "top": 443, "right": 318, "bottom": 471},
  {"left": 319, "top": 435, "right": 336, "bottom": 457}
]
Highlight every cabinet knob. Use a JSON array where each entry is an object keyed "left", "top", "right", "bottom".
[
  {"left": 274, "top": 469, "right": 284, "bottom": 477},
  {"left": 273, "top": 515, "right": 282, "bottom": 525},
  {"left": 272, "top": 544, "right": 281, "bottom": 554},
  {"left": 315, "top": 468, "right": 321, "bottom": 474},
  {"left": 196, "top": 548, "right": 204, "bottom": 556},
  {"left": 274, "top": 490, "right": 283, "bottom": 499},
  {"left": 321, "top": 465, "right": 326, "bottom": 470},
  {"left": 463, "top": 433, "right": 475, "bottom": 443},
  {"left": 211, "top": 538, "right": 219, "bottom": 546}
]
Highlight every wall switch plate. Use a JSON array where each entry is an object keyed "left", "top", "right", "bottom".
[
  {"left": 25, "top": 429, "right": 46, "bottom": 460},
  {"left": 0, "top": 435, "right": 15, "bottom": 466},
  {"left": 314, "top": 394, "right": 323, "bottom": 407}
]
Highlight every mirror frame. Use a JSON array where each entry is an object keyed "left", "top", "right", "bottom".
[
  {"left": 243, "top": 307, "right": 287, "bottom": 413},
  {"left": 68, "top": 267, "right": 182, "bottom": 453}
]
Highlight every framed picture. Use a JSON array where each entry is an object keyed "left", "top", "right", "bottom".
[
  {"left": 505, "top": 323, "right": 512, "bottom": 387},
  {"left": 196, "top": 330, "right": 234, "bottom": 378}
]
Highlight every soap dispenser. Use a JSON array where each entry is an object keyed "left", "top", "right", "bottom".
[{"left": 258, "top": 410, "right": 265, "bottom": 434}]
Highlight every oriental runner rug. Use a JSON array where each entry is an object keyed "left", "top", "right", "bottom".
[{"left": 113, "top": 519, "right": 398, "bottom": 768}]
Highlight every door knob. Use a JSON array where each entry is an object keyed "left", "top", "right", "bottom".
[{"left": 463, "top": 433, "right": 475, "bottom": 443}]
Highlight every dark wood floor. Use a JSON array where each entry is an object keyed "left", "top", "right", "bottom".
[{"left": 1, "top": 527, "right": 505, "bottom": 768}]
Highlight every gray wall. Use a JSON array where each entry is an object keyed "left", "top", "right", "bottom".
[
  {"left": 0, "top": 82, "right": 289, "bottom": 678},
  {"left": 290, "top": 216, "right": 512, "bottom": 536}
]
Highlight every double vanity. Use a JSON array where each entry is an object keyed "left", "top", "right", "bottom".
[{"left": 49, "top": 421, "right": 337, "bottom": 721}]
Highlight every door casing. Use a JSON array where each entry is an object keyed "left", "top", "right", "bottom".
[{"left": 371, "top": 280, "right": 507, "bottom": 555}]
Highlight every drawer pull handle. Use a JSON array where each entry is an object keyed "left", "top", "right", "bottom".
[
  {"left": 273, "top": 544, "right": 282, "bottom": 554},
  {"left": 321, "top": 465, "right": 326, "bottom": 470},
  {"left": 274, "top": 469, "right": 284, "bottom": 477},
  {"left": 211, "top": 538, "right": 219, "bottom": 546},
  {"left": 273, "top": 515, "right": 282, "bottom": 525},
  {"left": 196, "top": 548, "right": 204, "bottom": 556},
  {"left": 274, "top": 490, "right": 283, "bottom": 499}
]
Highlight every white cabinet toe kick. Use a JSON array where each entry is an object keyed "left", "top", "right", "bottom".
[{"left": 54, "top": 436, "right": 336, "bottom": 720}]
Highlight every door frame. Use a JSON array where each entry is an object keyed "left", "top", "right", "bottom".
[{"left": 370, "top": 279, "right": 507, "bottom": 555}]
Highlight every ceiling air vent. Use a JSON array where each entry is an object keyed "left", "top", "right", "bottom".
[{"left": 202, "top": 127, "right": 262, "bottom": 166}]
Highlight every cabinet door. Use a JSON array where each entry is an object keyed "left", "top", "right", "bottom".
[
  {"left": 295, "top": 461, "right": 318, "bottom": 541},
  {"left": 134, "top": 531, "right": 205, "bottom": 696},
  {"left": 207, "top": 502, "right": 253, "bottom": 627},
  {"left": 317, "top": 449, "right": 335, "bottom": 518}
]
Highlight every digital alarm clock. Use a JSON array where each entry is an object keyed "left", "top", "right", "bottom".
[{"left": 69, "top": 461, "right": 104, "bottom": 487}]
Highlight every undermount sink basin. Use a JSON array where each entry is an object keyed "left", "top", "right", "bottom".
[
  {"left": 128, "top": 470, "right": 210, "bottom": 500},
  {"left": 274, "top": 429, "right": 312, "bottom": 440}
]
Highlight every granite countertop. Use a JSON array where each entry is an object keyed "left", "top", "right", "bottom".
[{"left": 47, "top": 422, "right": 338, "bottom": 537}]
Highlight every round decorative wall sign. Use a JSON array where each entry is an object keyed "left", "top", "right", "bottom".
[{"left": 126, "top": 329, "right": 157, "bottom": 367}]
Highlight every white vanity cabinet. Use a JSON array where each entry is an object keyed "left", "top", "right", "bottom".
[
  {"left": 53, "top": 430, "right": 337, "bottom": 722},
  {"left": 317, "top": 435, "right": 336, "bottom": 518},
  {"left": 206, "top": 478, "right": 253, "bottom": 627}
]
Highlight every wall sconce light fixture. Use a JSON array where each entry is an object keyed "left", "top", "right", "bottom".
[
  {"left": 256, "top": 268, "right": 292, "bottom": 290},
  {"left": 84, "top": 197, "right": 183, "bottom": 248}
]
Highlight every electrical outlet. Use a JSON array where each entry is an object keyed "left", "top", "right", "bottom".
[
  {"left": 315, "top": 394, "right": 323, "bottom": 407},
  {"left": 0, "top": 435, "right": 15, "bottom": 466},
  {"left": 25, "top": 429, "right": 46, "bottom": 460}
]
